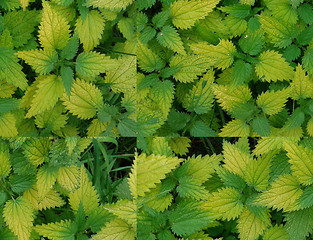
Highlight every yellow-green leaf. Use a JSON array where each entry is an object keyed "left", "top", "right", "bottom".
[
  {"left": 38, "top": 1, "right": 70, "bottom": 50},
  {"left": 62, "top": 79, "right": 103, "bottom": 119},
  {"left": 75, "top": 10, "right": 105, "bottom": 51}
]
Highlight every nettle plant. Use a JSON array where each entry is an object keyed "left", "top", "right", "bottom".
[
  {"left": 0, "top": 137, "right": 136, "bottom": 240},
  {"left": 135, "top": 137, "right": 313, "bottom": 240},
  {"left": 137, "top": 0, "right": 313, "bottom": 137},
  {"left": 0, "top": 0, "right": 136, "bottom": 137}
]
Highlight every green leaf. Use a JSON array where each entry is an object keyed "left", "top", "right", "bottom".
[
  {"left": 237, "top": 207, "right": 270, "bottom": 240},
  {"left": 283, "top": 44, "right": 301, "bottom": 62},
  {"left": 170, "top": 54, "right": 210, "bottom": 83},
  {"left": 117, "top": 118, "right": 137, "bottom": 137},
  {"left": 75, "top": 10, "right": 105, "bottom": 51},
  {"left": 85, "top": 0, "right": 134, "bottom": 10},
  {"left": 16, "top": 49, "right": 58, "bottom": 75},
  {"left": 219, "top": 4, "right": 251, "bottom": 18},
  {"left": 0, "top": 48, "right": 28, "bottom": 90},
  {"left": 137, "top": 0, "right": 156, "bottom": 10},
  {"left": 257, "top": 174, "right": 302, "bottom": 212},
  {"left": 169, "top": 200, "right": 212, "bottom": 236},
  {"left": 61, "top": 35, "right": 79, "bottom": 60},
  {"left": 255, "top": 50, "right": 294, "bottom": 82},
  {"left": 298, "top": 3, "right": 313, "bottom": 25},
  {"left": 297, "top": 186, "right": 313, "bottom": 209},
  {"left": 118, "top": 18, "right": 135, "bottom": 40},
  {"left": 231, "top": 60, "right": 252, "bottom": 85},
  {"left": 76, "top": 51, "right": 118, "bottom": 79},
  {"left": 238, "top": 30, "right": 264, "bottom": 56},
  {"left": 157, "top": 25, "right": 185, "bottom": 55},
  {"left": 137, "top": 42, "right": 165, "bottom": 72},
  {"left": 189, "top": 121, "right": 217, "bottom": 137},
  {"left": 36, "top": 164, "right": 58, "bottom": 199},
  {"left": 284, "top": 207, "right": 313, "bottom": 240},
  {"left": 284, "top": 141, "right": 313, "bottom": 185},
  {"left": 263, "top": 225, "right": 289, "bottom": 240},
  {"left": 0, "top": 98, "right": 19, "bottom": 114},
  {"left": 204, "top": 187, "right": 244, "bottom": 220},
  {"left": 252, "top": 117, "right": 271, "bottom": 136},
  {"left": 283, "top": 108, "right": 305, "bottom": 130},
  {"left": 35, "top": 220, "right": 76, "bottom": 240},
  {"left": 152, "top": 10, "right": 170, "bottom": 28},
  {"left": 176, "top": 176, "right": 209, "bottom": 200},
  {"left": 61, "top": 66, "right": 74, "bottom": 98},
  {"left": 38, "top": 1, "right": 70, "bottom": 50},
  {"left": 151, "top": 80, "right": 174, "bottom": 117},
  {"left": 302, "top": 49, "right": 313, "bottom": 76},
  {"left": 139, "top": 26, "right": 156, "bottom": 44},
  {"left": 297, "top": 25, "right": 313, "bottom": 46},
  {"left": 10, "top": 174, "right": 36, "bottom": 194},
  {"left": 3, "top": 196, "right": 34, "bottom": 240},
  {"left": 170, "top": 0, "right": 220, "bottom": 29}
]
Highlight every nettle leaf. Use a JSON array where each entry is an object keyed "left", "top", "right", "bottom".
[
  {"left": 259, "top": 14, "right": 293, "bottom": 48},
  {"left": 57, "top": 165, "right": 80, "bottom": 192},
  {"left": 69, "top": 167, "right": 100, "bottom": 215},
  {"left": 263, "top": 225, "right": 289, "bottom": 240},
  {"left": 284, "top": 207, "right": 313, "bottom": 240},
  {"left": 35, "top": 220, "right": 76, "bottom": 240},
  {"left": 204, "top": 187, "right": 244, "bottom": 220},
  {"left": 0, "top": 48, "right": 28, "bottom": 90},
  {"left": 290, "top": 64, "right": 313, "bottom": 99},
  {"left": 183, "top": 70, "right": 215, "bottom": 114},
  {"left": 91, "top": 219, "right": 136, "bottom": 240},
  {"left": 85, "top": 0, "right": 134, "bottom": 10},
  {"left": 76, "top": 51, "right": 118, "bottom": 79},
  {"left": 137, "top": 0, "right": 156, "bottom": 10},
  {"left": 237, "top": 207, "right": 271, "bottom": 240},
  {"left": 3, "top": 196, "right": 34, "bottom": 240},
  {"left": 26, "top": 75, "right": 63, "bottom": 118},
  {"left": 60, "top": 66, "right": 74, "bottom": 98},
  {"left": 239, "top": 30, "right": 264, "bottom": 56},
  {"left": 157, "top": 25, "right": 185, "bottom": 55},
  {"left": 298, "top": 3, "right": 313, "bottom": 25},
  {"left": 190, "top": 39, "right": 236, "bottom": 69},
  {"left": 23, "top": 138, "right": 51, "bottom": 166},
  {"left": 36, "top": 164, "right": 59, "bottom": 199},
  {"left": 284, "top": 141, "right": 313, "bottom": 185},
  {"left": 256, "top": 88, "right": 290, "bottom": 115},
  {"left": 169, "top": 200, "right": 212, "bottom": 236},
  {"left": 0, "top": 150, "right": 11, "bottom": 178},
  {"left": 170, "top": 54, "right": 210, "bottom": 83},
  {"left": 61, "top": 35, "right": 79, "bottom": 60},
  {"left": 104, "top": 55, "right": 136, "bottom": 93},
  {"left": 62, "top": 79, "right": 103, "bottom": 119},
  {"left": 255, "top": 50, "right": 294, "bottom": 82},
  {"left": 128, "top": 153, "right": 182, "bottom": 198},
  {"left": 118, "top": 17, "right": 135, "bottom": 40},
  {"left": 170, "top": 0, "right": 220, "bottom": 29},
  {"left": 257, "top": 174, "right": 302, "bottom": 212},
  {"left": 219, "top": 119, "right": 250, "bottom": 137},
  {"left": 75, "top": 10, "right": 105, "bottom": 51},
  {"left": 302, "top": 48, "right": 313, "bottom": 76},
  {"left": 151, "top": 80, "right": 174, "bottom": 117},
  {"left": 137, "top": 42, "right": 165, "bottom": 72},
  {"left": 39, "top": 1, "right": 70, "bottom": 50}
]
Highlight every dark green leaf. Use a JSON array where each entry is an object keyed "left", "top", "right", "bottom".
[
  {"left": 252, "top": 117, "right": 271, "bottom": 136},
  {"left": 189, "top": 121, "right": 217, "bottom": 137},
  {"left": 60, "top": 66, "right": 74, "bottom": 98},
  {"left": 117, "top": 118, "right": 137, "bottom": 137},
  {"left": 298, "top": 3, "right": 313, "bottom": 25},
  {"left": 0, "top": 98, "right": 19, "bottom": 114}
]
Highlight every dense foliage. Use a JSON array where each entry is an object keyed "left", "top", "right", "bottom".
[
  {"left": 0, "top": 137, "right": 135, "bottom": 240},
  {"left": 0, "top": 0, "right": 136, "bottom": 137},
  {"left": 137, "top": 0, "right": 313, "bottom": 137}
]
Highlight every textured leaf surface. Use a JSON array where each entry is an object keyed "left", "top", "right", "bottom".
[
  {"left": 62, "top": 79, "right": 103, "bottom": 119},
  {"left": 157, "top": 25, "right": 185, "bottom": 54},
  {"left": 38, "top": 1, "right": 70, "bottom": 50},
  {"left": 104, "top": 55, "right": 136, "bottom": 93},
  {"left": 237, "top": 207, "right": 270, "bottom": 240},
  {"left": 76, "top": 51, "right": 117, "bottom": 78},
  {"left": 258, "top": 174, "right": 302, "bottom": 212},
  {"left": 256, "top": 88, "right": 290, "bottom": 115},
  {"left": 91, "top": 219, "right": 136, "bottom": 240},
  {"left": 137, "top": 42, "right": 164, "bottom": 72},
  {"left": 76, "top": 10, "right": 105, "bottom": 51},
  {"left": 263, "top": 225, "right": 290, "bottom": 240},
  {"left": 104, "top": 200, "right": 136, "bottom": 227},
  {"left": 3, "top": 197, "right": 34, "bottom": 240},
  {"left": 284, "top": 142, "right": 313, "bottom": 185},
  {"left": 85, "top": 0, "right": 134, "bottom": 10},
  {"left": 255, "top": 51, "right": 294, "bottom": 82},
  {"left": 128, "top": 153, "right": 182, "bottom": 198},
  {"left": 204, "top": 187, "right": 244, "bottom": 220},
  {"left": 36, "top": 164, "right": 58, "bottom": 199},
  {"left": 170, "top": 0, "right": 220, "bottom": 29},
  {"left": 35, "top": 220, "right": 76, "bottom": 240},
  {"left": 169, "top": 200, "right": 212, "bottom": 236},
  {"left": 16, "top": 49, "right": 58, "bottom": 75},
  {"left": 26, "top": 75, "right": 63, "bottom": 118},
  {"left": 0, "top": 48, "right": 28, "bottom": 90}
]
